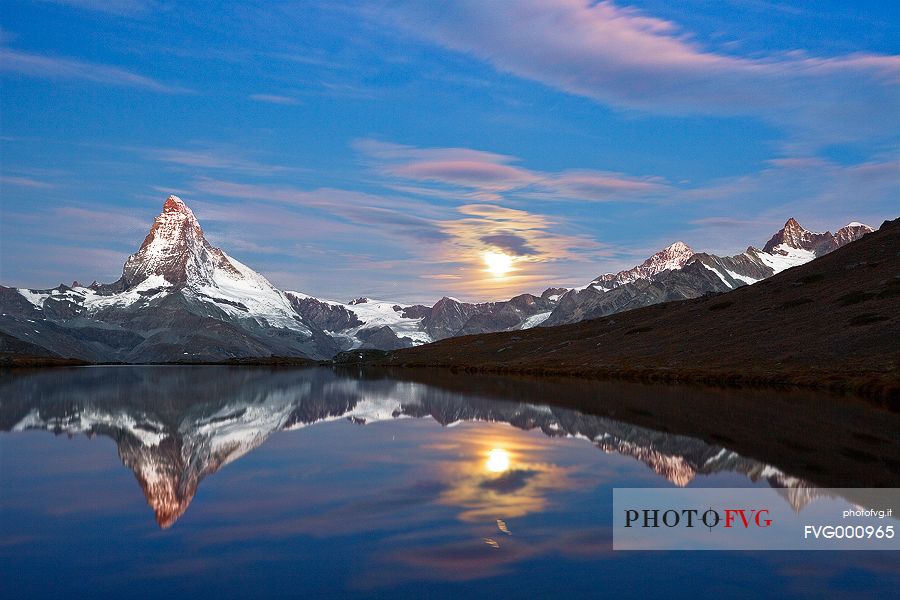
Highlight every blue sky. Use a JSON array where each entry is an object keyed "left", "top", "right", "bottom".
[{"left": 1, "top": 0, "right": 898, "bottom": 302}]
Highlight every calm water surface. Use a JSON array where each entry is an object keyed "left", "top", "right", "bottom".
[{"left": 0, "top": 367, "right": 896, "bottom": 598}]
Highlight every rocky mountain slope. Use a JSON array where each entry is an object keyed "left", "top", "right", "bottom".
[
  {"left": 591, "top": 241, "right": 696, "bottom": 290},
  {"left": 544, "top": 218, "right": 873, "bottom": 326},
  {"left": 1, "top": 196, "right": 339, "bottom": 361},
  {"left": 364, "top": 218, "right": 900, "bottom": 401},
  {"left": 284, "top": 289, "right": 564, "bottom": 349}
]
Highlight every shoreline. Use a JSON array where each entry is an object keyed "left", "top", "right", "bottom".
[
  {"left": 351, "top": 359, "right": 899, "bottom": 410},
  {"left": 3, "top": 351, "right": 897, "bottom": 410}
]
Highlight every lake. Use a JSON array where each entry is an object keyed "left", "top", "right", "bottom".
[{"left": 1, "top": 366, "right": 897, "bottom": 598}]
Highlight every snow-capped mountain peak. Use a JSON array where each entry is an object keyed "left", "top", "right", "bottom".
[
  {"left": 543, "top": 217, "right": 876, "bottom": 328},
  {"left": 10, "top": 195, "right": 330, "bottom": 360},
  {"left": 654, "top": 241, "right": 695, "bottom": 267},
  {"left": 163, "top": 194, "right": 192, "bottom": 215},
  {"left": 591, "top": 240, "right": 695, "bottom": 288},
  {"left": 763, "top": 217, "right": 873, "bottom": 258},
  {"left": 122, "top": 194, "right": 240, "bottom": 288},
  {"left": 116, "top": 196, "right": 309, "bottom": 330},
  {"left": 834, "top": 222, "right": 875, "bottom": 247},
  {"left": 763, "top": 217, "right": 815, "bottom": 253}
]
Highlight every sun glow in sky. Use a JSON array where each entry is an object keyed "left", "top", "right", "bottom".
[{"left": 483, "top": 252, "right": 514, "bottom": 277}]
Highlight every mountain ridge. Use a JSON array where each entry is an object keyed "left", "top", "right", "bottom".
[
  {"left": 543, "top": 216, "right": 873, "bottom": 327},
  {"left": 0, "top": 195, "right": 880, "bottom": 362}
]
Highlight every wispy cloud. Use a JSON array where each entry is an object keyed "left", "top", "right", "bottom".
[
  {"left": 0, "top": 205, "right": 144, "bottom": 285},
  {"left": 356, "top": 139, "right": 668, "bottom": 202},
  {"left": 386, "top": 0, "right": 900, "bottom": 146},
  {"left": 143, "top": 147, "right": 297, "bottom": 175},
  {"left": 4, "top": 203, "right": 150, "bottom": 244},
  {"left": 0, "top": 175, "right": 56, "bottom": 189},
  {"left": 443, "top": 203, "right": 603, "bottom": 261},
  {"left": 249, "top": 93, "right": 300, "bottom": 106},
  {"left": 0, "top": 48, "right": 190, "bottom": 93},
  {"left": 37, "top": 0, "right": 152, "bottom": 16},
  {"left": 186, "top": 179, "right": 450, "bottom": 251}
]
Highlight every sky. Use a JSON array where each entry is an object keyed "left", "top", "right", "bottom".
[{"left": 1, "top": 0, "right": 898, "bottom": 302}]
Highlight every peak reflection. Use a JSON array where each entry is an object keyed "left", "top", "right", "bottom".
[{"left": 0, "top": 366, "right": 863, "bottom": 527}]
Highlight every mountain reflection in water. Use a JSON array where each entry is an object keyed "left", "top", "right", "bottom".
[
  {"left": 1, "top": 366, "right": 837, "bottom": 528},
  {"left": 3, "top": 366, "right": 900, "bottom": 598}
]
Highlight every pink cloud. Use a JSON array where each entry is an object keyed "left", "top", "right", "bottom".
[
  {"left": 358, "top": 138, "right": 669, "bottom": 202},
  {"left": 550, "top": 170, "right": 667, "bottom": 197},
  {"left": 353, "top": 139, "right": 514, "bottom": 165},
  {"left": 387, "top": 0, "right": 900, "bottom": 145},
  {"left": 765, "top": 157, "right": 831, "bottom": 169},
  {"left": 391, "top": 160, "right": 537, "bottom": 188}
]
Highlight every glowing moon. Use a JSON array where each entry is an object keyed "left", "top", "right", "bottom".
[
  {"left": 486, "top": 448, "right": 510, "bottom": 473},
  {"left": 483, "top": 252, "right": 513, "bottom": 276}
]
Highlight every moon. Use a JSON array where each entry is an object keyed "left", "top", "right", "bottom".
[
  {"left": 486, "top": 448, "right": 511, "bottom": 473},
  {"left": 483, "top": 252, "right": 513, "bottom": 277}
]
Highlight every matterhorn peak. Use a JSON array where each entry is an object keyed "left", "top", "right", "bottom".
[
  {"left": 162, "top": 194, "right": 193, "bottom": 215},
  {"left": 120, "top": 194, "right": 233, "bottom": 288}
]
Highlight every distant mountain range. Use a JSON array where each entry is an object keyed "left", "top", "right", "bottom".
[
  {"left": 368, "top": 217, "right": 900, "bottom": 401},
  {"left": 0, "top": 195, "right": 874, "bottom": 362},
  {"left": 544, "top": 217, "right": 873, "bottom": 327}
]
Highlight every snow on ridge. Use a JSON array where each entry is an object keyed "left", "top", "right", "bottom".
[
  {"left": 191, "top": 392, "right": 300, "bottom": 467},
  {"left": 521, "top": 311, "right": 551, "bottom": 329},
  {"left": 203, "top": 252, "right": 311, "bottom": 334},
  {"left": 13, "top": 407, "right": 168, "bottom": 447},
  {"left": 757, "top": 244, "right": 817, "bottom": 275},
  {"left": 286, "top": 293, "right": 434, "bottom": 347},
  {"left": 703, "top": 262, "right": 761, "bottom": 287},
  {"left": 17, "top": 289, "right": 50, "bottom": 308},
  {"left": 725, "top": 268, "right": 761, "bottom": 285}
]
